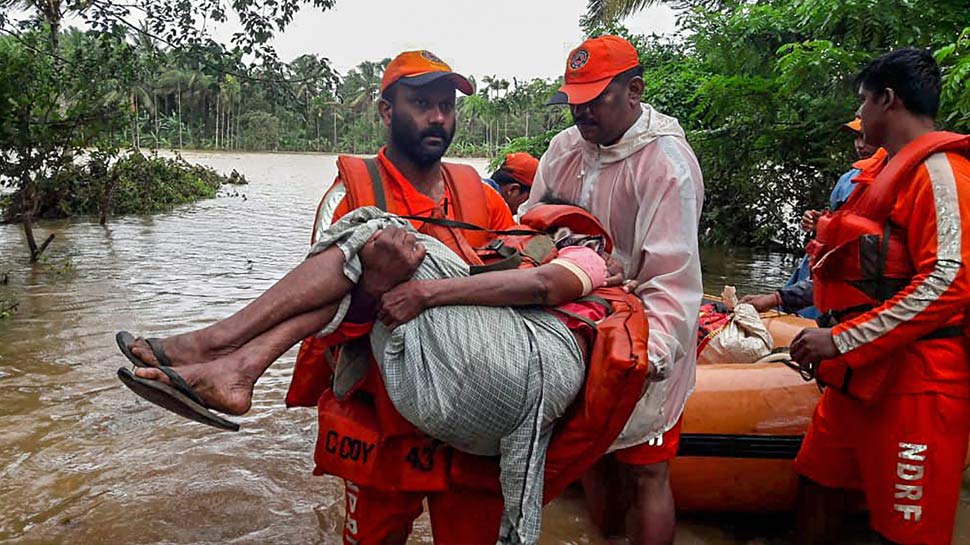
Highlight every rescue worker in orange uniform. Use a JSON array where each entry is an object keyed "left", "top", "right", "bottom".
[
  {"left": 487, "top": 152, "right": 539, "bottom": 214},
  {"left": 790, "top": 48, "right": 970, "bottom": 545},
  {"left": 284, "top": 50, "right": 515, "bottom": 544}
]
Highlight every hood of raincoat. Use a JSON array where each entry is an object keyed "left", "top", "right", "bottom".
[{"left": 582, "top": 103, "right": 687, "bottom": 165}]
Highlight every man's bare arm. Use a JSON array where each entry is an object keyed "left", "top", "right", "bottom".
[{"left": 377, "top": 265, "right": 585, "bottom": 329}]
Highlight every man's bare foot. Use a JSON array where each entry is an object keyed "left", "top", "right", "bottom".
[
  {"left": 128, "top": 332, "right": 236, "bottom": 369},
  {"left": 132, "top": 354, "right": 257, "bottom": 416}
]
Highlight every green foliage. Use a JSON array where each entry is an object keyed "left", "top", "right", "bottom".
[
  {"left": 37, "top": 254, "right": 76, "bottom": 278},
  {"left": 105, "top": 152, "right": 223, "bottom": 214},
  {"left": 576, "top": 0, "right": 969, "bottom": 250},
  {"left": 0, "top": 300, "right": 16, "bottom": 320},
  {"left": 935, "top": 27, "right": 970, "bottom": 133},
  {"left": 0, "top": 27, "right": 136, "bottom": 259},
  {"left": 0, "top": 0, "right": 336, "bottom": 260},
  {"left": 492, "top": 130, "right": 564, "bottom": 171},
  {"left": 0, "top": 30, "right": 132, "bottom": 191},
  {"left": 3, "top": 0, "right": 967, "bottom": 259},
  {"left": 2, "top": 13, "right": 566, "bottom": 160},
  {"left": 237, "top": 111, "right": 282, "bottom": 150}
]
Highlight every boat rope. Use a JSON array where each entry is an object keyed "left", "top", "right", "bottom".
[{"left": 759, "top": 348, "right": 823, "bottom": 390}]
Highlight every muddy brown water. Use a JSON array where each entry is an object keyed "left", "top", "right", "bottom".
[{"left": 1, "top": 151, "right": 968, "bottom": 545}]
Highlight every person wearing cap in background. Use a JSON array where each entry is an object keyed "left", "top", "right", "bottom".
[
  {"left": 488, "top": 152, "right": 539, "bottom": 214},
  {"left": 520, "top": 35, "right": 703, "bottom": 545},
  {"left": 741, "top": 118, "right": 886, "bottom": 317},
  {"left": 285, "top": 49, "right": 515, "bottom": 545}
]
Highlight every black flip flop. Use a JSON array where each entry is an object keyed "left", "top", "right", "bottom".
[
  {"left": 117, "top": 367, "right": 240, "bottom": 431},
  {"left": 116, "top": 331, "right": 172, "bottom": 368}
]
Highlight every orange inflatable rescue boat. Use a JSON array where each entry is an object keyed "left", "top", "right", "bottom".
[{"left": 671, "top": 311, "right": 820, "bottom": 512}]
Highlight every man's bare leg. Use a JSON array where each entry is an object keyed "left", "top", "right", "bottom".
[
  {"left": 794, "top": 476, "right": 850, "bottom": 545},
  {"left": 128, "top": 228, "right": 424, "bottom": 367},
  {"left": 582, "top": 457, "right": 628, "bottom": 538},
  {"left": 133, "top": 305, "right": 339, "bottom": 415},
  {"left": 626, "top": 461, "right": 675, "bottom": 545},
  {"left": 129, "top": 227, "right": 426, "bottom": 413}
]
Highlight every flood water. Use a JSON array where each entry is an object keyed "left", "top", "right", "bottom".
[{"left": 0, "top": 151, "right": 967, "bottom": 545}]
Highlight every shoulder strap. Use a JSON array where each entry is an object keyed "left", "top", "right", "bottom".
[
  {"left": 363, "top": 157, "right": 387, "bottom": 212},
  {"left": 874, "top": 220, "right": 893, "bottom": 301},
  {"left": 549, "top": 307, "right": 599, "bottom": 330},
  {"left": 547, "top": 292, "right": 618, "bottom": 330},
  {"left": 576, "top": 294, "right": 613, "bottom": 313},
  {"left": 469, "top": 253, "right": 523, "bottom": 275},
  {"left": 397, "top": 214, "right": 538, "bottom": 236}
]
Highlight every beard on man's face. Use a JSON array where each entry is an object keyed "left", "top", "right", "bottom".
[{"left": 389, "top": 109, "right": 454, "bottom": 167}]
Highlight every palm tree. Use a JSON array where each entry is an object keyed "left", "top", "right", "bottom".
[
  {"left": 313, "top": 97, "right": 344, "bottom": 151},
  {"left": 222, "top": 75, "right": 241, "bottom": 149},
  {"left": 459, "top": 94, "right": 497, "bottom": 152},
  {"left": 126, "top": 83, "right": 155, "bottom": 149},
  {"left": 339, "top": 59, "right": 389, "bottom": 153},
  {"left": 158, "top": 69, "right": 186, "bottom": 148},
  {"left": 585, "top": 0, "right": 663, "bottom": 24},
  {"left": 585, "top": 0, "right": 720, "bottom": 24},
  {"left": 157, "top": 68, "right": 210, "bottom": 148},
  {"left": 2, "top": 0, "right": 65, "bottom": 52},
  {"left": 289, "top": 54, "right": 336, "bottom": 143}
]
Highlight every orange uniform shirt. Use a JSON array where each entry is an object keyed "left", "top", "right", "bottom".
[
  {"left": 828, "top": 150, "right": 970, "bottom": 398},
  {"left": 329, "top": 148, "right": 513, "bottom": 241}
]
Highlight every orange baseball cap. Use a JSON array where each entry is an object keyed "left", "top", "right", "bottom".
[
  {"left": 842, "top": 117, "right": 863, "bottom": 133},
  {"left": 499, "top": 152, "right": 539, "bottom": 187},
  {"left": 380, "top": 50, "right": 475, "bottom": 96},
  {"left": 548, "top": 35, "right": 641, "bottom": 105}
]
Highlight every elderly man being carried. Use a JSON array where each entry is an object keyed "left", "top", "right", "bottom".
[{"left": 116, "top": 203, "right": 650, "bottom": 545}]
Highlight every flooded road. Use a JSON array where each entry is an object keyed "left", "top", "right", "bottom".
[{"left": 1, "top": 151, "right": 967, "bottom": 544}]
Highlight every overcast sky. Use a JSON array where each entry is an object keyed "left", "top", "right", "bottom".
[
  {"left": 42, "top": 1, "right": 678, "bottom": 82},
  {"left": 260, "top": 0, "right": 679, "bottom": 82}
]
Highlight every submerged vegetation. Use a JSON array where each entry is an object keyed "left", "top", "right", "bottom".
[
  {"left": 0, "top": 270, "right": 12, "bottom": 320},
  {"left": 2, "top": 151, "right": 247, "bottom": 224}
]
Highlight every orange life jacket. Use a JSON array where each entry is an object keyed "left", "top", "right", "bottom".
[
  {"left": 807, "top": 132, "right": 970, "bottom": 398},
  {"left": 470, "top": 204, "right": 614, "bottom": 273},
  {"left": 298, "top": 154, "right": 493, "bottom": 350},
  {"left": 809, "top": 133, "right": 970, "bottom": 315},
  {"left": 807, "top": 212, "right": 913, "bottom": 314},
  {"left": 542, "top": 286, "right": 650, "bottom": 501},
  {"left": 520, "top": 204, "right": 615, "bottom": 254},
  {"left": 314, "top": 155, "right": 492, "bottom": 263},
  {"left": 288, "top": 156, "right": 494, "bottom": 409}
]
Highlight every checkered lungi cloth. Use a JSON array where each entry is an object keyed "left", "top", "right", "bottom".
[{"left": 308, "top": 207, "right": 585, "bottom": 545}]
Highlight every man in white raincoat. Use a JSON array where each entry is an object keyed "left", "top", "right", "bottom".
[{"left": 520, "top": 34, "right": 704, "bottom": 545}]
